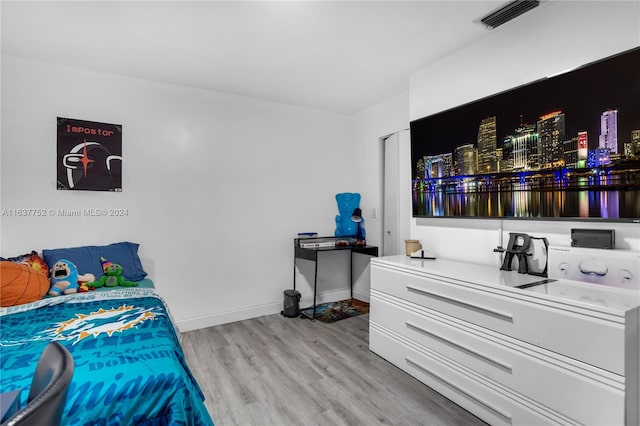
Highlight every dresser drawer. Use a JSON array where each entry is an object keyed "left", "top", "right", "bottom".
[
  {"left": 371, "top": 264, "right": 626, "bottom": 374},
  {"left": 370, "top": 293, "right": 625, "bottom": 426},
  {"left": 370, "top": 323, "right": 581, "bottom": 426}
]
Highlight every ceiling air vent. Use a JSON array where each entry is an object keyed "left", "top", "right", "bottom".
[{"left": 480, "top": 0, "right": 540, "bottom": 29}]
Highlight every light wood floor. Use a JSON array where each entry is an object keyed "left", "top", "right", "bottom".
[{"left": 181, "top": 313, "right": 488, "bottom": 426}]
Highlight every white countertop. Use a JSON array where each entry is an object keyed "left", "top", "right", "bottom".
[{"left": 372, "top": 255, "right": 640, "bottom": 313}]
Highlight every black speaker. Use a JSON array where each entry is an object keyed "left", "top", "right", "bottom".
[{"left": 571, "top": 229, "right": 615, "bottom": 249}]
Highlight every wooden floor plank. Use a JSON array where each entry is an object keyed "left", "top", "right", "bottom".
[{"left": 182, "top": 313, "right": 488, "bottom": 426}]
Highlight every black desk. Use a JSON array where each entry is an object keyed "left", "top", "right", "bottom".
[{"left": 293, "top": 237, "right": 378, "bottom": 320}]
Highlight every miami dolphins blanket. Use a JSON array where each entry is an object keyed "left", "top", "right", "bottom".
[{"left": 0, "top": 288, "right": 214, "bottom": 426}]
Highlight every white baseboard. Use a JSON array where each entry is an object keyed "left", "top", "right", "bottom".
[
  {"left": 176, "top": 288, "right": 367, "bottom": 332},
  {"left": 353, "top": 288, "right": 370, "bottom": 303},
  {"left": 176, "top": 300, "right": 283, "bottom": 332}
]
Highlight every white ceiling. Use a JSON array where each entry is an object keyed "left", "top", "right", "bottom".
[{"left": 1, "top": 1, "right": 511, "bottom": 115}]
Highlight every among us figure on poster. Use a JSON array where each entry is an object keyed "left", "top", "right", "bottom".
[{"left": 57, "top": 117, "right": 122, "bottom": 191}]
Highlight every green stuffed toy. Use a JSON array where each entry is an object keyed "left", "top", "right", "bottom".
[{"left": 89, "top": 257, "right": 138, "bottom": 288}]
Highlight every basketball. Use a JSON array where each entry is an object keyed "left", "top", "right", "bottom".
[{"left": 0, "top": 261, "right": 50, "bottom": 307}]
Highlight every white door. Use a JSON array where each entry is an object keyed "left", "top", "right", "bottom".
[
  {"left": 383, "top": 130, "right": 411, "bottom": 256},
  {"left": 383, "top": 133, "right": 399, "bottom": 256}
]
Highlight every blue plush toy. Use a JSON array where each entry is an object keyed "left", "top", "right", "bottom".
[
  {"left": 48, "top": 259, "right": 94, "bottom": 296},
  {"left": 334, "top": 192, "right": 365, "bottom": 239}
]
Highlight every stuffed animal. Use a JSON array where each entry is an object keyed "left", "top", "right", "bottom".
[
  {"left": 89, "top": 261, "right": 138, "bottom": 288},
  {"left": 49, "top": 259, "right": 95, "bottom": 296},
  {"left": 334, "top": 192, "right": 363, "bottom": 238},
  {"left": 78, "top": 282, "right": 92, "bottom": 293}
]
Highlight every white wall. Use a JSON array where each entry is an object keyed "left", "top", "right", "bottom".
[
  {"left": 351, "top": 91, "right": 410, "bottom": 246},
  {"left": 0, "top": 55, "right": 365, "bottom": 330},
  {"left": 408, "top": 0, "right": 640, "bottom": 266}
]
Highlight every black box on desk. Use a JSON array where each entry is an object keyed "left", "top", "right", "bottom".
[{"left": 571, "top": 229, "right": 615, "bottom": 249}]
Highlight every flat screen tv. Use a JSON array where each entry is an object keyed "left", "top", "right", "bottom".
[{"left": 410, "top": 46, "right": 640, "bottom": 222}]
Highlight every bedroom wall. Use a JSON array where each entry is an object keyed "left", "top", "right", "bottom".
[
  {"left": 0, "top": 55, "right": 375, "bottom": 330},
  {"left": 408, "top": 0, "right": 640, "bottom": 266}
]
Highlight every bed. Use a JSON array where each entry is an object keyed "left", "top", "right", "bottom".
[{"left": 0, "top": 243, "right": 214, "bottom": 426}]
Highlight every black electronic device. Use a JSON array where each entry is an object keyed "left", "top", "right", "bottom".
[
  {"left": 410, "top": 46, "right": 640, "bottom": 222},
  {"left": 571, "top": 229, "right": 615, "bottom": 249}
]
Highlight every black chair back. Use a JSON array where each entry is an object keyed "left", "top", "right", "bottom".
[{"left": 1, "top": 342, "right": 74, "bottom": 426}]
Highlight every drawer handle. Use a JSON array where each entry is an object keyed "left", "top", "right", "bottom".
[
  {"left": 406, "top": 285, "right": 513, "bottom": 322},
  {"left": 406, "top": 356, "right": 513, "bottom": 423},
  {"left": 406, "top": 321, "right": 512, "bottom": 373}
]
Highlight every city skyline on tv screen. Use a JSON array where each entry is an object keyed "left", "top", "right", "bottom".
[{"left": 410, "top": 47, "right": 640, "bottom": 221}]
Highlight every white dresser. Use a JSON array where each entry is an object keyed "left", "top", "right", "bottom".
[{"left": 369, "top": 255, "right": 640, "bottom": 426}]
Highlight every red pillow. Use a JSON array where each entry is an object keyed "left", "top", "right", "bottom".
[{"left": 1, "top": 251, "right": 49, "bottom": 277}]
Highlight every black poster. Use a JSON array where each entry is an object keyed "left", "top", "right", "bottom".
[{"left": 57, "top": 117, "right": 122, "bottom": 191}]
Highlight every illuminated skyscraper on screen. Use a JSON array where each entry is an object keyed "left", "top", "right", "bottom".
[
  {"left": 454, "top": 144, "right": 477, "bottom": 176},
  {"left": 537, "top": 111, "right": 565, "bottom": 169},
  {"left": 626, "top": 129, "right": 640, "bottom": 157},
  {"left": 599, "top": 109, "right": 618, "bottom": 154},
  {"left": 510, "top": 123, "right": 537, "bottom": 171},
  {"left": 577, "top": 131, "right": 588, "bottom": 168},
  {"left": 477, "top": 116, "right": 497, "bottom": 174}
]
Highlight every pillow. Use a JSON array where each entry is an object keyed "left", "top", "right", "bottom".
[
  {"left": 0, "top": 261, "right": 50, "bottom": 307},
  {"left": 42, "top": 242, "right": 147, "bottom": 281},
  {"left": 1, "top": 251, "right": 49, "bottom": 277}
]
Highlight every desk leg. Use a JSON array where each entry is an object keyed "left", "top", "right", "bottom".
[
  {"left": 349, "top": 251, "right": 353, "bottom": 301},
  {"left": 312, "top": 256, "right": 318, "bottom": 320},
  {"left": 296, "top": 252, "right": 319, "bottom": 321}
]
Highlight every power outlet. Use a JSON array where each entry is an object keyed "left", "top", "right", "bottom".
[{"left": 371, "top": 208, "right": 377, "bottom": 219}]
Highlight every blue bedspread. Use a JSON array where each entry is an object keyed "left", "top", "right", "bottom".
[{"left": 0, "top": 288, "right": 214, "bottom": 426}]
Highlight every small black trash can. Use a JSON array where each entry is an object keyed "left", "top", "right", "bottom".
[{"left": 282, "top": 289, "right": 301, "bottom": 317}]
